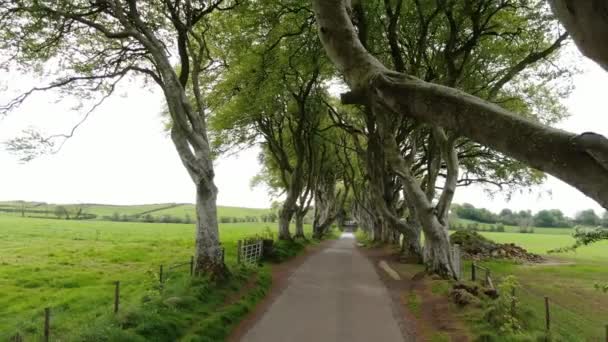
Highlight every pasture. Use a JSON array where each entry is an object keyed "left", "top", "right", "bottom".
[
  {"left": 0, "top": 215, "right": 302, "bottom": 340},
  {"left": 471, "top": 230, "right": 608, "bottom": 340},
  {"left": 0, "top": 201, "right": 270, "bottom": 222}
]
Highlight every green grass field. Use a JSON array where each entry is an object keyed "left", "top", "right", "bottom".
[
  {"left": 455, "top": 218, "right": 578, "bottom": 235},
  {"left": 0, "top": 201, "right": 271, "bottom": 221},
  {"left": 151, "top": 204, "right": 270, "bottom": 220},
  {"left": 0, "top": 215, "right": 309, "bottom": 340},
  {"left": 469, "top": 231, "right": 608, "bottom": 340}
]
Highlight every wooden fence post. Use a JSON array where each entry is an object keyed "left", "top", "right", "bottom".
[
  {"left": 114, "top": 281, "right": 120, "bottom": 314},
  {"left": 545, "top": 297, "right": 551, "bottom": 333},
  {"left": 44, "top": 307, "right": 50, "bottom": 342},
  {"left": 159, "top": 264, "right": 164, "bottom": 284},
  {"left": 471, "top": 262, "right": 476, "bottom": 282},
  {"left": 190, "top": 256, "right": 194, "bottom": 276},
  {"left": 237, "top": 240, "right": 242, "bottom": 264},
  {"left": 510, "top": 287, "right": 516, "bottom": 317},
  {"left": 485, "top": 269, "right": 491, "bottom": 287}
]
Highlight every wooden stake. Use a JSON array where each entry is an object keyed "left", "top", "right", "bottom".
[
  {"left": 44, "top": 307, "right": 50, "bottom": 342},
  {"left": 511, "top": 287, "right": 516, "bottom": 316},
  {"left": 545, "top": 297, "right": 551, "bottom": 332},
  {"left": 159, "top": 264, "right": 164, "bottom": 284},
  {"left": 471, "top": 262, "right": 476, "bottom": 281},
  {"left": 114, "top": 281, "right": 120, "bottom": 313},
  {"left": 189, "top": 256, "right": 194, "bottom": 276}
]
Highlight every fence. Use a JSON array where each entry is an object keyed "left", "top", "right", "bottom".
[
  {"left": 4, "top": 256, "right": 199, "bottom": 342},
  {"left": 463, "top": 261, "right": 607, "bottom": 341},
  {"left": 451, "top": 244, "right": 463, "bottom": 280},
  {"left": 237, "top": 239, "right": 264, "bottom": 264}
]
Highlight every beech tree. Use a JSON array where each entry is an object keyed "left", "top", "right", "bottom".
[
  {"left": 208, "top": 1, "right": 332, "bottom": 240},
  {"left": 318, "top": 0, "right": 571, "bottom": 276},
  {"left": 0, "top": 0, "right": 234, "bottom": 277},
  {"left": 312, "top": 0, "right": 608, "bottom": 213}
]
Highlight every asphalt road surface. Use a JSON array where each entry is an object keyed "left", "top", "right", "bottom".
[{"left": 241, "top": 232, "right": 405, "bottom": 342}]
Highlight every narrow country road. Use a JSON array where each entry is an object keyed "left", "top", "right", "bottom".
[{"left": 241, "top": 233, "right": 406, "bottom": 342}]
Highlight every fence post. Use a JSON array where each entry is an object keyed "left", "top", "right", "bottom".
[
  {"left": 471, "top": 262, "right": 476, "bottom": 282},
  {"left": 114, "top": 281, "right": 120, "bottom": 313},
  {"left": 453, "top": 244, "right": 462, "bottom": 280},
  {"left": 44, "top": 307, "right": 50, "bottom": 342},
  {"left": 190, "top": 256, "right": 194, "bottom": 276},
  {"left": 485, "top": 269, "right": 491, "bottom": 287},
  {"left": 159, "top": 264, "right": 164, "bottom": 284},
  {"left": 237, "top": 240, "right": 242, "bottom": 264},
  {"left": 510, "top": 287, "right": 516, "bottom": 317},
  {"left": 545, "top": 297, "right": 551, "bottom": 333}
]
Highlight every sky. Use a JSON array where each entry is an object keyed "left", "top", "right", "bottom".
[{"left": 1, "top": 47, "right": 607, "bottom": 217}]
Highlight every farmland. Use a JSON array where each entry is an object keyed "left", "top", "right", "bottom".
[
  {"left": 0, "top": 201, "right": 271, "bottom": 223},
  {"left": 0, "top": 213, "right": 307, "bottom": 340},
  {"left": 468, "top": 230, "right": 608, "bottom": 340}
]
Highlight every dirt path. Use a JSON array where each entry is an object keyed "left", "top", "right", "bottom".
[{"left": 236, "top": 233, "right": 409, "bottom": 342}]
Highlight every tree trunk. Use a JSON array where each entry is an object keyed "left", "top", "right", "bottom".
[
  {"left": 422, "top": 223, "right": 456, "bottom": 278},
  {"left": 372, "top": 216, "right": 383, "bottom": 242},
  {"left": 549, "top": 0, "right": 608, "bottom": 71},
  {"left": 278, "top": 206, "right": 294, "bottom": 240},
  {"left": 401, "top": 228, "right": 422, "bottom": 263},
  {"left": 312, "top": 0, "right": 608, "bottom": 209},
  {"left": 295, "top": 213, "right": 306, "bottom": 239},
  {"left": 194, "top": 184, "right": 228, "bottom": 278}
]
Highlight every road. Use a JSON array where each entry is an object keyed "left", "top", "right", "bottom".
[{"left": 241, "top": 232, "right": 406, "bottom": 342}]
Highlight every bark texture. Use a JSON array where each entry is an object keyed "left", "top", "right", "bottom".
[
  {"left": 549, "top": 0, "right": 608, "bottom": 71},
  {"left": 295, "top": 211, "right": 306, "bottom": 239},
  {"left": 312, "top": 0, "right": 608, "bottom": 209}
]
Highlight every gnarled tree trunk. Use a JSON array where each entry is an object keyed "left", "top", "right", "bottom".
[
  {"left": 278, "top": 203, "right": 295, "bottom": 240},
  {"left": 549, "top": 0, "right": 608, "bottom": 71},
  {"left": 312, "top": 0, "right": 608, "bottom": 209},
  {"left": 194, "top": 183, "right": 226, "bottom": 276},
  {"left": 294, "top": 210, "right": 306, "bottom": 239}
]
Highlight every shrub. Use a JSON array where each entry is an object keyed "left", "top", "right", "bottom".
[
  {"left": 496, "top": 223, "right": 505, "bottom": 232},
  {"left": 484, "top": 275, "right": 525, "bottom": 334}
]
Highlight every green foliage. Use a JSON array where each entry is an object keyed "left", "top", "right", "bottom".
[
  {"left": 467, "top": 232, "right": 608, "bottom": 340},
  {"left": 484, "top": 276, "right": 525, "bottom": 334},
  {"left": 533, "top": 210, "right": 572, "bottom": 228},
  {"left": 574, "top": 209, "right": 600, "bottom": 226}
]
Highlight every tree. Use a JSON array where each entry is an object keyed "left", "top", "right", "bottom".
[
  {"left": 549, "top": 0, "right": 608, "bottom": 71},
  {"left": 209, "top": 2, "right": 333, "bottom": 240},
  {"left": 54, "top": 206, "right": 69, "bottom": 219},
  {"left": 575, "top": 209, "right": 601, "bottom": 226},
  {"left": 534, "top": 210, "right": 560, "bottom": 227},
  {"left": 0, "top": 1, "right": 235, "bottom": 278},
  {"left": 602, "top": 211, "right": 608, "bottom": 228},
  {"left": 312, "top": 0, "right": 608, "bottom": 210}
]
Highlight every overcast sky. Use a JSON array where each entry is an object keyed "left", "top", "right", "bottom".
[{"left": 1, "top": 47, "right": 607, "bottom": 217}]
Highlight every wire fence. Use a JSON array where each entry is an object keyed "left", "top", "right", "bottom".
[
  {"left": 461, "top": 260, "right": 607, "bottom": 341},
  {"left": 1, "top": 247, "right": 231, "bottom": 341}
]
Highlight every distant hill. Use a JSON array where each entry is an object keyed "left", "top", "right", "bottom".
[{"left": 0, "top": 201, "right": 271, "bottom": 223}]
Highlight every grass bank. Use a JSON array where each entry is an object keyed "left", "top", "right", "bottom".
[{"left": 0, "top": 216, "right": 324, "bottom": 340}]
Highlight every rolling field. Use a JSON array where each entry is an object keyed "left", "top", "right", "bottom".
[
  {"left": 456, "top": 218, "right": 578, "bottom": 235},
  {"left": 151, "top": 204, "right": 270, "bottom": 220},
  {"left": 472, "top": 231, "right": 608, "bottom": 340},
  {"left": 0, "top": 215, "right": 305, "bottom": 340},
  {"left": 0, "top": 201, "right": 270, "bottom": 221}
]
